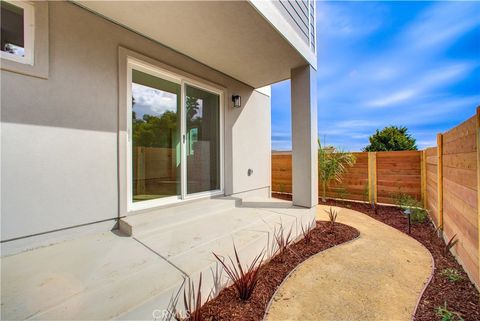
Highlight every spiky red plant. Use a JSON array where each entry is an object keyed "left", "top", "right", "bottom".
[
  {"left": 273, "top": 224, "right": 293, "bottom": 260},
  {"left": 182, "top": 273, "right": 203, "bottom": 321},
  {"left": 445, "top": 234, "right": 458, "bottom": 255},
  {"left": 301, "top": 220, "right": 316, "bottom": 244},
  {"left": 213, "top": 244, "right": 264, "bottom": 301}
]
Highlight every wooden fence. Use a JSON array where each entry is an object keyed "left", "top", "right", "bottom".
[
  {"left": 271, "top": 108, "right": 480, "bottom": 288},
  {"left": 272, "top": 150, "right": 422, "bottom": 204},
  {"left": 424, "top": 112, "right": 479, "bottom": 287}
]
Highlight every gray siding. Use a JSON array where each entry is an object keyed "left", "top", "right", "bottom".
[{"left": 272, "top": 0, "right": 316, "bottom": 52}]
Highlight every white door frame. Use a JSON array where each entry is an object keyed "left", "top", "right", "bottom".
[{"left": 124, "top": 56, "right": 224, "bottom": 213}]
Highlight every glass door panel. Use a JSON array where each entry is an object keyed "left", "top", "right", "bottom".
[
  {"left": 185, "top": 85, "right": 220, "bottom": 194},
  {"left": 131, "top": 69, "right": 181, "bottom": 202}
]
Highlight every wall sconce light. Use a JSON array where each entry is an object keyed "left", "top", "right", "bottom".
[{"left": 232, "top": 95, "right": 241, "bottom": 108}]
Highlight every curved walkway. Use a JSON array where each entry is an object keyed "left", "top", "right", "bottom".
[{"left": 265, "top": 205, "right": 433, "bottom": 321}]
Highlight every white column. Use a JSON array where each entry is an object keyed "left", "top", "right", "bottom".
[{"left": 291, "top": 65, "right": 318, "bottom": 208}]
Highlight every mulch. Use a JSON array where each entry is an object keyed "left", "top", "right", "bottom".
[
  {"left": 200, "top": 220, "right": 359, "bottom": 321},
  {"left": 271, "top": 193, "right": 479, "bottom": 321}
]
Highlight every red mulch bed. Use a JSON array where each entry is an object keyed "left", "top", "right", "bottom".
[
  {"left": 272, "top": 193, "right": 480, "bottom": 321},
  {"left": 200, "top": 221, "right": 359, "bottom": 321}
]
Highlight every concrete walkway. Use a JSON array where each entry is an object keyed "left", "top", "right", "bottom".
[
  {"left": 1, "top": 197, "right": 314, "bottom": 320},
  {"left": 265, "top": 205, "right": 433, "bottom": 321}
]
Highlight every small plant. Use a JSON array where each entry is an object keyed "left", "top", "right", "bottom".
[
  {"left": 441, "top": 268, "right": 464, "bottom": 282},
  {"left": 325, "top": 207, "right": 338, "bottom": 232},
  {"left": 301, "top": 219, "right": 316, "bottom": 244},
  {"left": 209, "top": 261, "right": 226, "bottom": 298},
  {"left": 213, "top": 244, "right": 264, "bottom": 301},
  {"left": 273, "top": 223, "right": 294, "bottom": 260},
  {"left": 279, "top": 183, "right": 285, "bottom": 193},
  {"left": 181, "top": 274, "right": 205, "bottom": 321},
  {"left": 435, "top": 302, "right": 464, "bottom": 321},
  {"left": 164, "top": 274, "right": 205, "bottom": 321},
  {"left": 163, "top": 279, "right": 185, "bottom": 321},
  {"left": 393, "top": 192, "right": 427, "bottom": 223},
  {"left": 445, "top": 234, "right": 459, "bottom": 255}
]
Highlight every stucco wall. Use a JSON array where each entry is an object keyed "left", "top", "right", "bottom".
[{"left": 1, "top": 2, "right": 271, "bottom": 243}]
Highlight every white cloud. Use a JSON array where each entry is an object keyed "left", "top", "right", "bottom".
[
  {"left": 366, "top": 63, "right": 474, "bottom": 108},
  {"left": 132, "top": 83, "right": 178, "bottom": 116},
  {"left": 399, "top": 2, "right": 480, "bottom": 51},
  {"left": 367, "top": 89, "right": 417, "bottom": 108}
]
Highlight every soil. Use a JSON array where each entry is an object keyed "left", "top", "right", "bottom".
[
  {"left": 272, "top": 193, "right": 480, "bottom": 321},
  {"left": 200, "top": 221, "right": 359, "bottom": 321}
]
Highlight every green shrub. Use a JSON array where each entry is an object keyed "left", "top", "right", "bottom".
[
  {"left": 392, "top": 192, "right": 427, "bottom": 223},
  {"left": 441, "top": 268, "right": 464, "bottom": 282},
  {"left": 435, "top": 302, "right": 464, "bottom": 321}
]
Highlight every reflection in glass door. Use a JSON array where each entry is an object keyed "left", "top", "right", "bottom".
[
  {"left": 185, "top": 85, "right": 220, "bottom": 194},
  {"left": 129, "top": 62, "right": 222, "bottom": 209},
  {"left": 131, "top": 69, "right": 181, "bottom": 202}
]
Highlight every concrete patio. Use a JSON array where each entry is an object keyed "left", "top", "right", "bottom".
[{"left": 1, "top": 197, "right": 315, "bottom": 320}]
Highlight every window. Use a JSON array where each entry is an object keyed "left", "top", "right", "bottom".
[{"left": 1, "top": 1, "right": 34, "bottom": 65}]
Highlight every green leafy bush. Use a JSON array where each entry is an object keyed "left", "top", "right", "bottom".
[
  {"left": 436, "top": 302, "right": 464, "bottom": 321},
  {"left": 441, "top": 268, "right": 464, "bottom": 282},
  {"left": 392, "top": 193, "right": 427, "bottom": 223}
]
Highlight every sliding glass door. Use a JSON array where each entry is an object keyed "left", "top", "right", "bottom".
[
  {"left": 185, "top": 85, "right": 220, "bottom": 195},
  {"left": 131, "top": 69, "right": 181, "bottom": 203},
  {"left": 128, "top": 61, "right": 222, "bottom": 210}
]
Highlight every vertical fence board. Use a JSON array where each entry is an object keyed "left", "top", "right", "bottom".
[
  {"left": 425, "top": 147, "right": 439, "bottom": 226},
  {"left": 477, "top": 106, "right": 480, "bottom": 286},
  {"left": 437, "top": 134, "right": 444, "bottom": 228},
  {"left": 421, "top": 150, "right": 427, "bottom": 208}
]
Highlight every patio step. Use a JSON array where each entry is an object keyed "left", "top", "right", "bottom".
[
  {"left": 116, "top": 204, "right": 309, "bottom": 320},
  {"left": 119, "top": 197, "right": 241, "bottom": 236}
]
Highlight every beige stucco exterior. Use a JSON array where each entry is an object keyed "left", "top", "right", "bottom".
[{"left": 1, "top": 1, "right": 274, "bottom": 252}]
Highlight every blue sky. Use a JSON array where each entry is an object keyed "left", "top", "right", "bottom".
[{"left": 271, "top": 1, "right": 480, "bottom": 151}]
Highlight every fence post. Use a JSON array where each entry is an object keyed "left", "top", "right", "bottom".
[
  {"left": 373, "top": 152, "right": 377, "bottom": 205},
  {"left": 368, "top": 152, "right": 377, "bottom": 206},
  {"left": 421, "top": 150, "right": 427, "bottom": 208},
  {"left": 476, "top": 106, "right": 480, "bottom": 283},
  {"left": 437, "top": 133, "right": 444, "bottom": 228}
]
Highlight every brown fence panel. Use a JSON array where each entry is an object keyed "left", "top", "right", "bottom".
[
  {"left": 441, "top": 115, "right": 479, "bottom": 286},
  {"left": 425, "top": 147, "right": 439, "bottom": 225},
  {"left": 325, "top": 152, "right": 369, "bottom": 201},
  {"left": 271, "top": 152, "right": 292, "bottom": 193},
  {"left": 376, "top": 151, "right": 422, "bottom": 204}
]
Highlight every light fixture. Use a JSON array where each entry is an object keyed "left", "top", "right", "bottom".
[{"left": 232, "top": 95, "right": 241, "bottom": 108}]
